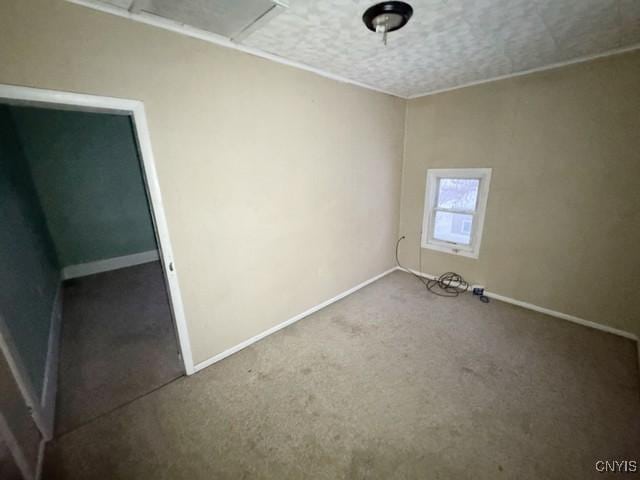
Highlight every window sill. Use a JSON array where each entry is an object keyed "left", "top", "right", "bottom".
[{"left": 422, "top": 242, "right": 479, "bottom": 259}]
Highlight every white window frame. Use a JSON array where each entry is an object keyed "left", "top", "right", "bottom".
[{"left": 421, "top": 168, "right": 492, "bottom": 259}]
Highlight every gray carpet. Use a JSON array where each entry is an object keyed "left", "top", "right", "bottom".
[
  {"left": 55, "top": 261, "right": 184, "bottom": 436},
  {"left": 45, "top": 270, "right": 639, "bottom": 479}
]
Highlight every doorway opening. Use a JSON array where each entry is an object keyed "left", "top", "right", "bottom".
[{"left": 0, "top": 85, "right": 193, "bottom": 473}]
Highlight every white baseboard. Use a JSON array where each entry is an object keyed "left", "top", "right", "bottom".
[
  {"left": 0, "top": 411, "right": 35, "bottom": 480},
  {"left": 483, "top": 290, "right": 638, "bottom": 341},
  {"left": 193, "top": 267, "right": 398, "bottom": 373},
  {"left": 61, "top": 250, "right": 159, "bottom": 280},
  {"left": 40, "top": 285, "right": 63, "bottom": 441},
  {"left": 0, "top": 282, "right": 63, "bottom": 479},
  {"left": 396, "top": 266, "right": 638, "bottom": 342},
  {"left": 398, "top": 266, "right": 439, "bottom": 281},
  {"left": 35, "top": 438, "right": 46, "bottom": 480},
  {"left": 0, "top": 317, "right": 49, "bottom": 442}
]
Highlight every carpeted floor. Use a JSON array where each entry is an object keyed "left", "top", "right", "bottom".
[
  {"left": 54, "top": 261, "right": 184, "bottom": 436},
  {"left": 0, "top": 440, "right": 22, "bottom": 480},
  {"left": 45, "top": 270, "right": 639, "bottom": 479}
]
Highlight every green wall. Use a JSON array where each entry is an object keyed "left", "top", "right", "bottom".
[
  {"left": 1, "top": 105, "right": 157, "bottom": 397},
  {"left": 0, "top": 106, "right": 59, "bottom": 398},
  {"left": 10, "top": 107, "right": 157, "bottom": 267}
]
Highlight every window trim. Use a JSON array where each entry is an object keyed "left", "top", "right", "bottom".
[{"left": 421, "top": 168, "right": 492, "bottom": 259}]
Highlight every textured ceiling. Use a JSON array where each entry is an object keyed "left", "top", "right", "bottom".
[
  {"left": 241, "top": 0, "right": 640, "bottom": 97},
  {"left": 91, "top": 0, "right": 640, "bottom": 97}
]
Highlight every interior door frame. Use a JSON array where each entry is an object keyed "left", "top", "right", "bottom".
[{"left": 0, "top": 85, "right": 195, "bottom": 420}]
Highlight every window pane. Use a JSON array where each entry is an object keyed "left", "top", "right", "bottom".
[
  {"left": 437, "top": 178, "right": 479, "bottom": 210},
  {"left": 433, "top": 211, "right": 473, "bottom": 245}
]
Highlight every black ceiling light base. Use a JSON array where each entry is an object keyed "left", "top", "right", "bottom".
[{"left": 363, "top": 1, "right": 414, "bottom": 34}]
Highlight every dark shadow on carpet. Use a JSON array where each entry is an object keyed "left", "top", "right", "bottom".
[{"left": 54, "top": 261, "right": 183, "bottom": 436}]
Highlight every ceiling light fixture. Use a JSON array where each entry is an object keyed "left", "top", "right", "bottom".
[{"left": 363, "top": 1, "right": 413, "bottom": 46}]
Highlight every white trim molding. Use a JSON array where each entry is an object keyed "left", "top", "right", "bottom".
[
  {"left": 396, "top": 267, "right": 638, "bottom": 341},
  {"left": 0, "top": 84, "right": 195, "bottom": 378},
  {"left": 61, "top": 250, "right": 159, "bottom": 280},
  {"left": 40, "top": 285, "right": 63, "bottom": 441},
  {"left": 194, "top": 267, "right": 397, "bottom": 372},
  {"left": 35, "top": 439, "right": 46, "bottom": 480},
  {"left": 421, "top": 168, "right": 492, "bottom": 259},
  {"left": 0, "top": 315, "right": 50, "bottom": 439},
  {"left": 483, "top": 290, "right": 638, "bottom": 341},
  {"left": 0, "top": 412, "right": 35, "bottom": 480},
  {"left": 0, "top": 285, "right": 61, "bottom": 479}
]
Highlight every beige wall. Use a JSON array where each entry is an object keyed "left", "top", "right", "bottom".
[
  {"left": 399, "top": 50, "right": 640, "bottom": 337},
  {"left": 0, "top": 0, "right": 405, "bottom": 365},
  {"left": 2, "top": 0, "right": 637, "bottom": 366}
]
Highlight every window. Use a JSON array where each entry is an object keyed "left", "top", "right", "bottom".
[{"left": 422, "top": 168, "right": 492, "bottom": 259}]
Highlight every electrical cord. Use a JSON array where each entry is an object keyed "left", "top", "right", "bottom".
[
  {"left": 426, "top": 271, "right": 469, "bottom": 297},
  {"left": 395, "top": 236, "right": 470, "bottom": 297}
]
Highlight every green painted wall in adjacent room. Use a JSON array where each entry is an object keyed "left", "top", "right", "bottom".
[
  {"left": 0, "top": 106, "right": 59, "bottom": 398},
  {"left": 10, "top": 107, "right": 157, "bottom": 267}
]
